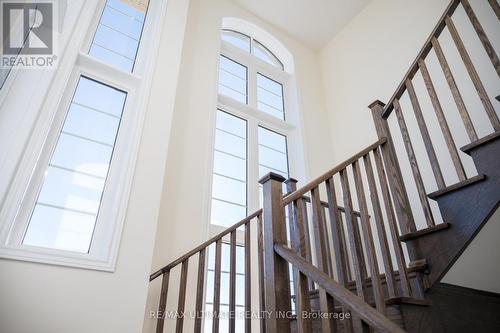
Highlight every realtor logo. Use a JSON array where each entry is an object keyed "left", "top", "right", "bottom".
[{"left": 1, "top": 0, "right": 57, "bottom": 68}]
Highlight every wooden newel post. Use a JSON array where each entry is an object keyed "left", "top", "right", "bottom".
[
  {"left": 259, "top": 172, "right": 292, "bottom": 333},
  {"left": 368, "top": 101, "right": 417, "bottom": 237}
]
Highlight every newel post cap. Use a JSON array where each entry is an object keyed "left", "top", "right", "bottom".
[
  {"left": 259, "top": 172, "right": 286, "bottom": 184},
  {"left": 368, "top": 100, "right": 386, "bottom": 109}
]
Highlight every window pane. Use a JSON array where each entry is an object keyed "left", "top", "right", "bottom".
[
  {"left": 218, "top": 55, "right": 247, "bottom": 104},
  {"left": 252, "top": 39, "right": 284, "bottom": 70},
  {"left": 258, "top": 127, "right": 289, "bottom": 208},
  {"left": 211, "top": 198, "right": 246, "bottom": 227},
  {"left": 212, "top": 174, "right": 246, "bottom": 206},
  {"left": 214, "top": 130, "right": 246, "bottom": 159},
  {"left": 258, "top": 127, "right": 289, "bottom": 178},
  {"left": 23, "top": 205, "right": 97, "bottom": 253},
  {"left": 213, "top": 151, "right": 246, "bottom": 182},
  {"left": 257, "top": 74, "right": 284, "bottom": 120},
  {"left": 211, "top": 111, "right": 247, "bottom": 227},
  {"left": 37, "top": 166, "right": 105, "bottom": 215},
  {"left": 62, "top": 104, "right": 120, "bottom": 146},
  {"left": 51, "top": 132, "right": 113, "bottom": 179},
  {"left": 216, "top": 111, "right": 246, "bottom": 137},
  {"left": 23, "top": 77, "right": 126, "bottom": 253},
  {"left": 259, "top": 145, "right": 288, "bottom": 173},
  {"left": 221, "top": 29, "right": 251, "bottom": 52},
  {"left": 89, "top": 0, "right": 149, "bottom": 72}
]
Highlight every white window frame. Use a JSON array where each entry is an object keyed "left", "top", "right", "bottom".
[
  {"left": 0, "top": 0, "right": 168, "bottom": 271},
  {"left": 208, "top": 34, "right": 299, "bottom": 237}
]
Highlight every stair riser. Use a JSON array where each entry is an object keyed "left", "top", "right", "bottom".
[{"left": 408, "top": 135, "right": 500, "bottom": 286}]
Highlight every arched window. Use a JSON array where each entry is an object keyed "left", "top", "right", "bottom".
[
  {"left": 209, "top": 19, "right": 297, "bottom": 231},
  {"left": 206, "top": 19, "right": 301, "bottom": 328},
  {"left": 221, "top": 29, "right": 284, "bottom": 70}
]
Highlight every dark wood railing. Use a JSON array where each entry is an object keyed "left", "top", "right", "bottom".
[
  {"left": 261, "top": 138, "right": 413, "bottom": 333},
  {"left": 274, "top": 244, "right": 405, "bottom": 333},
  {"left": 150, "top": 209, "right": 262, "bottom": 333},
  {"left": 376, "top": 0, "right": 499, "bottom": 228},
  {"left": 149, "top": 1, "right": 498, "bottom": 332}
]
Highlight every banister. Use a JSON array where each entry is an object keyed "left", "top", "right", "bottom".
[
  {"left": 382, "top": 0, "right": 461, "bottom": 118},
  {"left": 149, "top": 208, "right": 262, "bottom": 281},
  {"left": 282, "top": 137, "right": 387, "bottom": 206},
  {"left": 151, "top": 137, "right": 385, "bottom": 282},
  {"left": 274, "top": 244, "right": 406, "bottom": 333}
]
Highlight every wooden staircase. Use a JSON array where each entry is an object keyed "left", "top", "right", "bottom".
[{"left": 149, "top": 0, "right": 500, "bottom": 331}]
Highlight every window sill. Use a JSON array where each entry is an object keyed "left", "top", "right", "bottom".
[{"left": 0, "top": 244, "right": 117, "bottom": 272}]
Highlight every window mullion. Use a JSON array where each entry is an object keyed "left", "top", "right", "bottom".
[
  {"left": 247, "top": 64, "right": 257, "bottom": 109},
  {"left": 247, "top": 118, "right": 260, "bottom": 213}
]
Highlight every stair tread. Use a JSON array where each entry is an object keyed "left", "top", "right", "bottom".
[
  {"left": 385, "top": 296, "right": 432, "bottom": 306},
  {"left": 428, "top": 175, "right": 486, "bottom": 199},
  {"left": 400, "top": 223, "right": 450, "bottom": 242},
  {"left": 461, "top": 130, "right": 500, "bottom": 155},
  {"left": 295, "top": 292, "right": 430, "bottom": 308}
]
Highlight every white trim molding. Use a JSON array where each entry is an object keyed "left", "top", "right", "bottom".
[
  {"left": 0, "top": 0, "right": 168, "bottom": 271},
  {"left": 221, "top": 17, "right": 295, "bottom": 74}
]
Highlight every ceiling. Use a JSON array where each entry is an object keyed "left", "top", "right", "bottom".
[{"left": 233, "top": 0, "right": 371, "bottom": 50}]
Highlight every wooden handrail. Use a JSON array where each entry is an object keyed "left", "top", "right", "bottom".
[
  {"left": 149, "top": 209, "right": 262, "bottom": 281},
  {"left": 150, "top": 179, "right": 366, "bottom": 282},
  {"left": 274, "top": 244, "right": 406, "bottom": 333},
  {"left": 282, "top": 138, "right": 387, "bottom": 206},
  {"left": 151, "top": 136, "right": 383, "bottom": 282},
  {"left": 382, "top": 0, "right": 460, "bottom": 118}
]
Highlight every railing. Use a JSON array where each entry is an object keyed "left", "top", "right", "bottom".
[
  {"left": 149, "top": 138, "right": 412, "bottom": 333},
  {"left": 274, "top": 244, "right": 405, "bottom": 333},
  {"left": 149, "top": 1, "right": 499, "bottom": 332},
  {"left": 261, "top": 138, "right": 412, "bottom": 332},
  {"left": 149, "top": 210, "right": 263, "bottom": 333},
  {"left": 372, "top": 0, "right": 499, "bottom": 229}
]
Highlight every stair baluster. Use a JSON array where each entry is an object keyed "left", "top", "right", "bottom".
[{"left": 285, "top": 179, "right": 313, "bottom": 333}]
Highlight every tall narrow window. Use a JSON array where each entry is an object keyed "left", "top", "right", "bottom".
[
  {"left": 207, "top": 21, "right": 299, "bottom": 320},
  {"left": 258, "top": 126, "right": 289, "bottom": 214},
  {"left": 257, "top": 126, "right": 294, "bottom": 307},
  {"left": 257, "top": 73, "right": 285, "bottom": 120},
  {"left": 218, "top": 55, "right": 248, "bottom": 104},
  {"left": 89, "top": 0, "right": 149, "bottom": 72},
  {"left": 23, "top": 77, "right": 126, "bottom": 253},
  {"left": 210, "top": 110, "right": 247, "bottom": 227},
  {"left": 0, "top": 0, "right": 161, "bottom": 270},
  {"left": 212, "top": 24, "right": 293, "bottom": 229},
  {"left": 204, "top": 243, "right": 246, "bottom": 332}
]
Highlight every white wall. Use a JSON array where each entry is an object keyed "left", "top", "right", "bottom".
[
  {"left": 319, "top": 0, "right": 500, "bottom": 291},
  {"left": 142, "top": 0, "right": 334, "bottom": 331},
  {"left": 442, "top": 206, "right": 500, "bottom": 293},
  {"left": 0, "top": 0, "right": 190, "bottom": 332}
]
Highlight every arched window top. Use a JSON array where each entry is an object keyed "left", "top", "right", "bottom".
[{"left": 221, "top": 17, "right": 294, "bottom": 73}]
